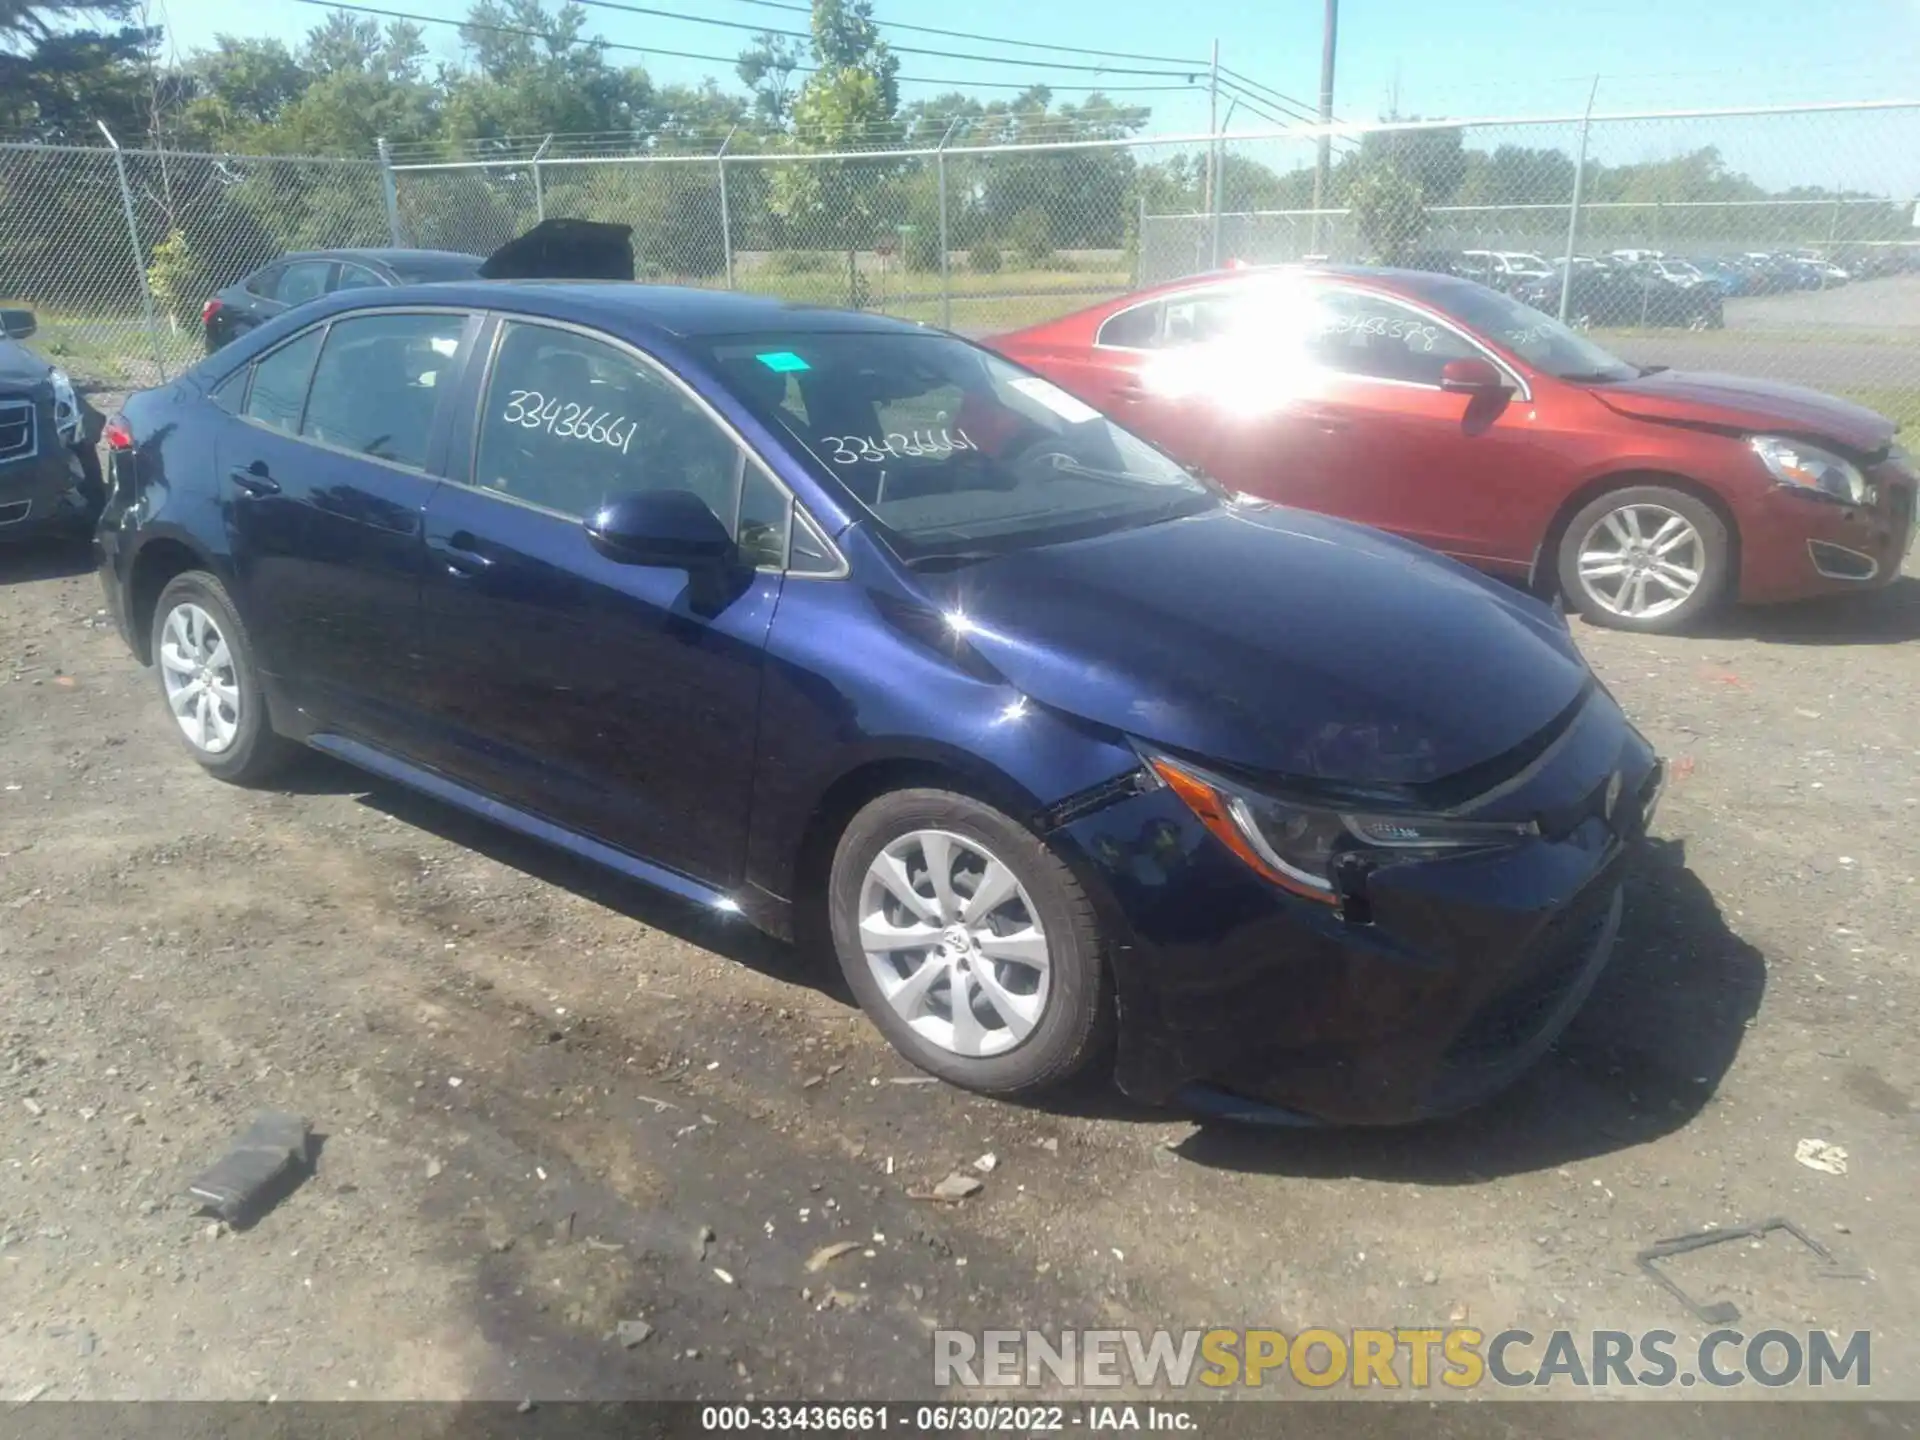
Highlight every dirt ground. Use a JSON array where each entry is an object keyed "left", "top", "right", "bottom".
[{"left": 2, "top": 504, "right": 1918, "bottom": 1417}]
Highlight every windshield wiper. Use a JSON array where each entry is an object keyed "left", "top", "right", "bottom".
[{"left": 1556, "top": 370, "right": 1631, "bottom": 384}]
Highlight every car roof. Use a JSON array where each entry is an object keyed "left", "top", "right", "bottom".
[
  {"left": 1110, "top": 262, "right": 1510, "bottom": 309},
  {"left": 275, "top": 248, "right": 486, "bottom": 267},
  {"left": 320, "top": 280, "right": 932, "bottom": 340}
]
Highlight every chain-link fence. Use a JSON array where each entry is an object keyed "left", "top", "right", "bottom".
[
  {"left": 1141, "top": 102, "right": 1920, "bottom": 416},
  {"left": 5, "top": 100, "right": 1917, "bottom": 419},
  {"left": 0, "top": 139, "right": 390, "bottom": 389}
]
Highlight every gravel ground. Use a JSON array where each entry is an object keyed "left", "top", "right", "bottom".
[{"left": 1, "top": 513, "right": 1917, "bottom": 1415}]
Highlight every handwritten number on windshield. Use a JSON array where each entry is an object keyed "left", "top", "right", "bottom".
[
  {"left": 502, "top": 389, "right": 635, "bottom": 454},
  {"left": 818, "top": 429, "right": 976, "bottom": 465}
]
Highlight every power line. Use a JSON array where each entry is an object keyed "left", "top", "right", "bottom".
[
  {"left": 1218, "top": 64, "right": 1330, "bottom": 123},
  {"left": 563, "top": 0, "right": 1205, "bottom": 78},
  {"left": 1216, "top": 76, "right": 1318, "bottom": 126},
  {"left": 295, "top": 0, "right": 1203, "bottom": 92},
  {"left": 711, "top": 0, "right": 1209, "bottom": 67}
]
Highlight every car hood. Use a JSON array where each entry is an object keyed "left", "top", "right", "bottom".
[
  {"left": 0, "top": 338, "right": 51, "bottom": 389},
  {"left": 1591, "top": 369, "right": 1896, "bottom": 452},
  {"left": 915, "top": 503, "right": 1592, "bottom": 788}
]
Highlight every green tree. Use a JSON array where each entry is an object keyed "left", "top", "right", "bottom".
[
  {"left": 1358, "top": 117, "right": 1467, "bottom": 206},
  {"left": 768, "top": 0, "right": 902, "bottom": 305},
  {"left": 1347, "top": 162, "right": 1428, "bottom": 263},
  {"left": 735, "top": 29, "right": 800, "bottom": 126},
  {"left": 175, "top": 36, "right": 308, "bottom": 147}
]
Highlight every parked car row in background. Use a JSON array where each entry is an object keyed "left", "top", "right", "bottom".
[{"left": 1389, "top": 244, "right": 1914, "bottom": 325}]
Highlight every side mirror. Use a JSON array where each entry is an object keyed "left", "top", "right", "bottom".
[
  {"left": 1, "top": 307, "right": 37, "bottom": 341},
  {"left": 1439, "top": 357, "right": 1507, "bottom": 395},
  {"left": 586, "top": 489, "right": 736, "bottom": 569}
]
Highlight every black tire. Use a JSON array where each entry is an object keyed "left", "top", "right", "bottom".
[
  {"left": 827, "top": 788, "right": 1112, "bottom": 1097},
  {"left": 148, "top": 571, "right": 297, "bottom": 785},
  {"left": 1556, "top": 484, "right": 1731, "bottom": 634}
]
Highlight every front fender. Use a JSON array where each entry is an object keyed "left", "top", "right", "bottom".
[{"left": 745, "top": 571, "right": 1141, "bottom": 905}]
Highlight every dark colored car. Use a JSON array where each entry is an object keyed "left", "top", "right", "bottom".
[
  {"left": 992, "top": 265, "right": 1915, "bottom": 633},
  {"left": 94, "top": 278, "right": 1665, "bottom": 1125},
  {"left": 1, "top": 307, "right": 106, "bottom": 541},
  {"left": 201, "top": 248, "right": 487, "bottom": 352},
  {"left": 1517, "top": 263, "right": 1725, "bottom": 330}
]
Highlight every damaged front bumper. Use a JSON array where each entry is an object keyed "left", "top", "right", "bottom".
[{"left": 1048, "top": 687, "right": 1662, "bottom": 1126}]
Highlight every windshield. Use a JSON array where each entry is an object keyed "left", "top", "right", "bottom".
[
  {"left": 697, "top": 330, "right": 1214, "bottom": 559},
  {"left": 1436, "top": 283, "right": 1639, "bottom": 382}
]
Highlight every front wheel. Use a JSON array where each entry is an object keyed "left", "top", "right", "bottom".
[
  {"left": 1557, "top": 485, "right": 1731, "bottom": 634},
  {"left": 827, "top": 788, "right": 1111, "bottom": 1097}
]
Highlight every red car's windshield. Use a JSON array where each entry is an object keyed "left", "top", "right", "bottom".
[{"left": 1435, "top": 283, "right": 1640, "bottom": 382}]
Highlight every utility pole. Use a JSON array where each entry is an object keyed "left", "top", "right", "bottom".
[
  {"left": 1204, "top": 39, "right": 1219, "bottom": 231},
  {"left": 1310, "top": 0, "right": 1338, "bottom": 255}
]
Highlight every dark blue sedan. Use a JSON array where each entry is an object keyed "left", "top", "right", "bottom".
[{"left": 94, "top": 279, "right": 1663, "bottom": 1124}]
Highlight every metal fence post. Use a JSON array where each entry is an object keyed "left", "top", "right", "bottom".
[
  {"left": 717, "top": 128, "right": 735, "bottom": 290},
  {"left": 1135, "top": 194, "right": 1147, "bottom": 287},
  {"left": 97, "top": 122, "right": 166, "bottom": 383},
  {"left": 937, "top": 120, "right": 957, "bottom": 330},
  {"left": 1557, "top": 78, "right": 1600, "bottom": 325},
  {"left": 531, "top": 133, "right": 552, "bottom": 223},
  {"left": 376, "top": 137, "right": 404, "bottom": 246}
]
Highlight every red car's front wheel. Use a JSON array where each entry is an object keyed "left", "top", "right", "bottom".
[{"left": 1557, "top": 485, "right": 1731, "bottom": 634}]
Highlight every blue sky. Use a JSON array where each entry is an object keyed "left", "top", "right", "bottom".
[{"left": 155, "top": 0, "right": 1920, "bottom": 188}]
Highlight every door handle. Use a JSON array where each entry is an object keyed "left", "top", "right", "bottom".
[
  {"left": 227, "top": 462, "right": 279, "bottom": 496},
  {"left": 429, "top": 530, "right": 495, "bottom": 577}
]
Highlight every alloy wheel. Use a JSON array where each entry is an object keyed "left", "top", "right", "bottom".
[
  {"left": 158, "top": 602, "right": 241, "bottom": 754},
  {"left": 1575, "top": 503, "right": 1705, "bottom": 620},
  {"left": 856, "top": 829, "right": 1051, "bottom": 1058}
]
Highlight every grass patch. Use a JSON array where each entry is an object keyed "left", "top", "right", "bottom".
[
  {"left": 0, "top": 305, "right": 198, "bottom": 387},
  {"left": 1833, "top": 388, "right": 1920, "bottom": 432}
]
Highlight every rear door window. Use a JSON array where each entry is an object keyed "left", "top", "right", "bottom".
[
  {"left": 1096, "top": 301, "right": 1160, "bottom": 349},
  {"left": 334, "top": 263, "right": 386, "bottom": 292},
  {"left": 242, "top": 329, "right": 323, "bottom": 433},
  {"left": 299, "top": 312, "right": 466, "bottom": 469},
  {"left": 274, "top": 261, "right": 335, "bottom": 306},
  {"left": 1307, "top": 289, "right": 1478, "bottom": 385},
  {"left": 244, "top": 264, "right": 285, "bottom": 299}
]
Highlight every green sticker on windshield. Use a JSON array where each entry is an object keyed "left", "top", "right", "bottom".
[{"left": 756, "top": 350, "right": 811, "bottom": 373}]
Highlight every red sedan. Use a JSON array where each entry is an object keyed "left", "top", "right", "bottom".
[{"left": 991, "top": 266, "right": 1915, "bottom": 632}]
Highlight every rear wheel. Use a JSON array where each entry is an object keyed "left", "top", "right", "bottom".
[
  {"left": 1557, "top": 485, "right": 1730, "bottom": 634},
  {"left": 827, "top": 788, "right": 1110, "bottom": 1096},
  {"left": 149, "top": 571, "right": 296, "bottom": 785}
]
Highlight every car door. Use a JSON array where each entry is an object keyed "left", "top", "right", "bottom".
[
  {"left": 219, "top": 307, "right": 475, "bottom": 749},
  {"left": 1066, "top": 287, "right": 1262, "bottom": 471},
  {"left": 1215, "top": 285, "right": 1546, "bottom": 570},
  {"left": 413, "top": 315, "right": 787, "bottom": 886}
]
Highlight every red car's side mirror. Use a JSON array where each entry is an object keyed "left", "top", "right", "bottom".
[{"left": 1439, "top": 357, "right": 1508, "bottom": 394}]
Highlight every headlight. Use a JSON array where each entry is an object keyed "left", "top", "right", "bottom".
[
  {"left": 1141, "top": 748, "right": 1539, "bottom": 903},
  {"left": 1750, "top": 434, "right": 1867, "bottom": 505},
  {"left": 49, "top": 367, "right": 81, "bottom": 445}
]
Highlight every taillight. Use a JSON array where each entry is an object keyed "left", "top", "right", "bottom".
[
  {"left": 103, "top": 416, "right": 135, "bottom": 452},
  {"left": 200, "top": 297, "right": 222, "bottom": 326}
]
